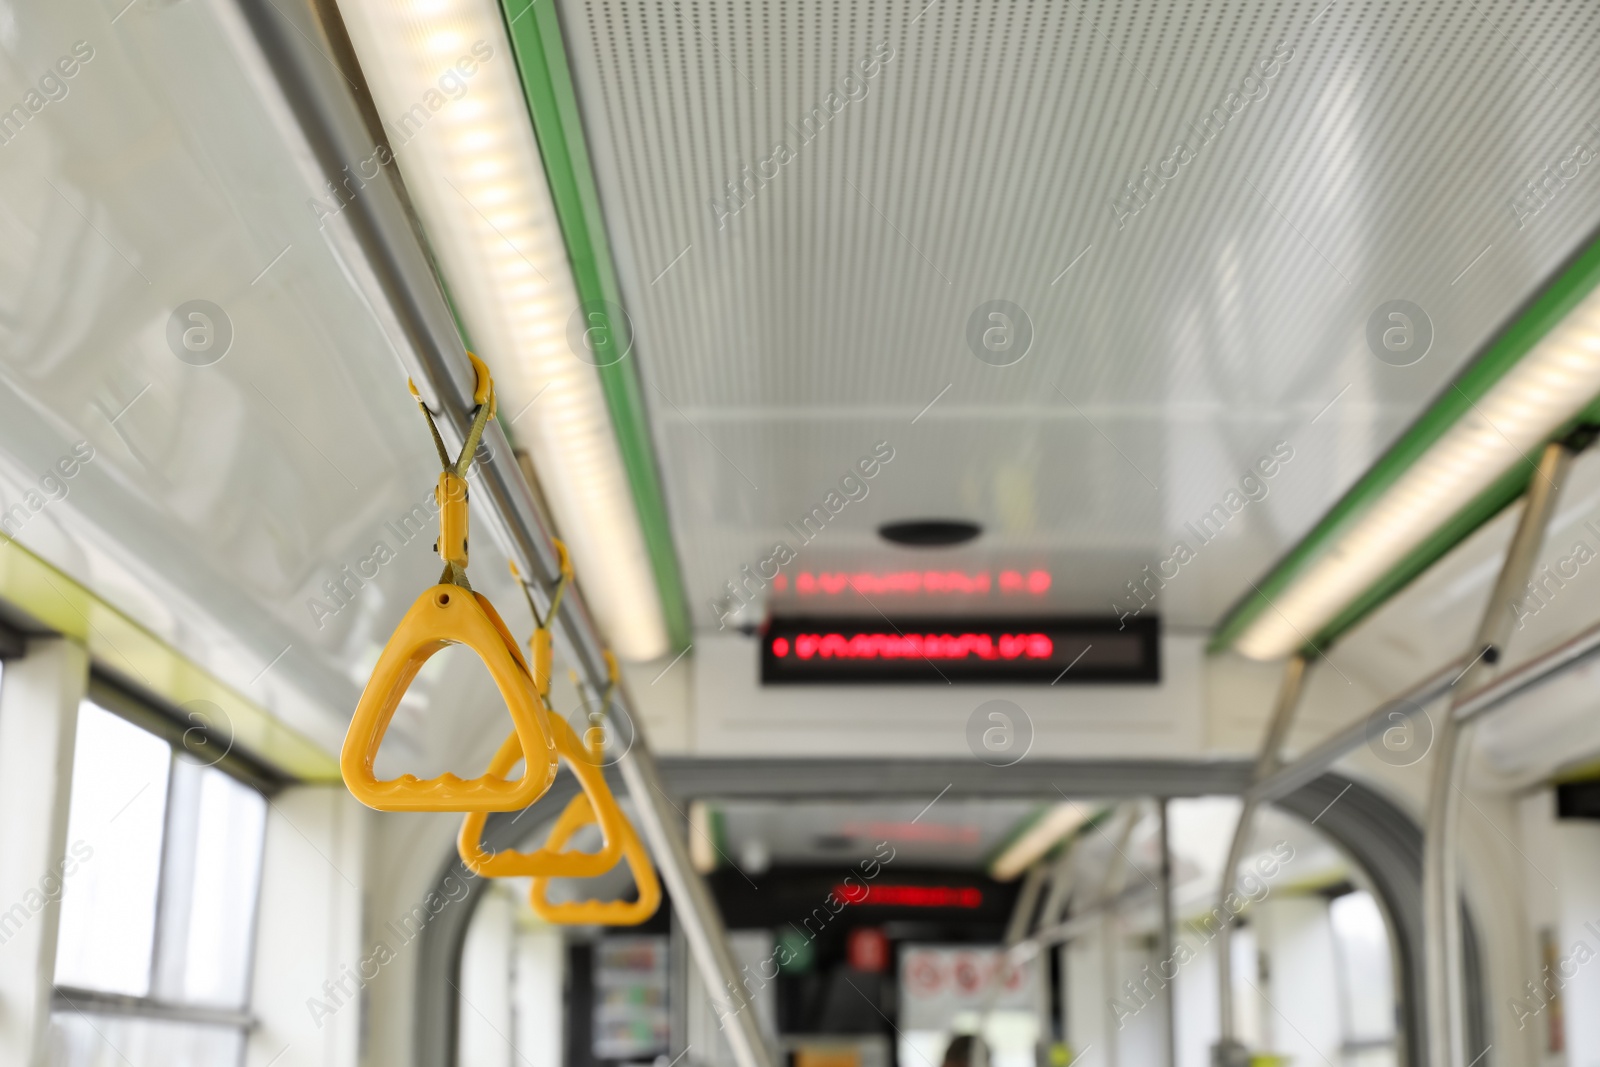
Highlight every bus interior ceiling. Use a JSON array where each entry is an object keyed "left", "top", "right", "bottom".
[{"left": 1, "top": 2, "right": 1600, "bottom": 1067}]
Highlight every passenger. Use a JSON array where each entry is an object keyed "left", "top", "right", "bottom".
[{"left": 940, "top": 1034, "right": 988, "bottom": 1067}]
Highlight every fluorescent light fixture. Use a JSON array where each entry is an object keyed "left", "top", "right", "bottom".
[
  {"left": 335, "top": 0, "right": 666, "bottom": 660},
  {"left": 688, "top": 801, "right": 718, "bottom": 873},
  {"left": 989, "top": 802, "right": 1093, "bottom": 882},
  {"left": 1233, "top": 284, "right": 1600, "bottom": 661}
]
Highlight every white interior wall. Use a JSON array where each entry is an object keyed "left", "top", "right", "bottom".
[
  {"left": 1254, "top": 896, "right": 1341, "bottom": 1064},
  {"left": 0, "top": 640, "right": 87, "bottom": 1067},
  {"left": 458, "top": 884, "right": 516, "bottom": 1067},
  {"left": 1453, "top": 777, "right": 1539, "bottom": 1067},
  {"left": 1517, "top": 790, "right": 1600, "bottom": 1067},
  {"left": 512, "top": 925, "right": 565, "bottom": 1066},
  {"left": 1230, "top": 926, "right": 1262, "bottom": 1053},
  {"left": 1115, "top": 939, "right": 1164, "bottom": 1067},
  {"left": 454, "top": 881, "right": 567, "bottom": 1067},
  {"left": 1064, "top": 922, "right": 1167, "bottom": 1067},
  {"left": 1553, "top": 811, "right": 1600, "bottom": 1067},
  {"left": 1063, "top": 932, "right": 1102, "bottom": 1065},
  {"left": 622, "top": 656, "right": 693, "bottom": 755},
  {"left": 246, "top": 784, "right": 367, "bottom": 1067},
  {"left": 1171, "top": 927, "right": 1220, "bottom": 1067},
  {"left": 361, "top": 807, "right": 472, "bottom": 1067}
]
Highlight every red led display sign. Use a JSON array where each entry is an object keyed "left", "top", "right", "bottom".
[
  {"left": 760, "top": 616, "right": 1159, "bottom": 684},
  {"left": 833, "top": 883, "right": 985, "bottom": 909},
  {"left": 772, "top": 569, "right": 1053, "bottom": 597}
]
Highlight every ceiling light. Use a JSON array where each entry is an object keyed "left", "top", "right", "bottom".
[
  {"left": 335, "top": 0, "right": 666, "bottom": 659},
  {"left": 688, "top": 801, "right": 718, "bottom": 873},
  {"left": 989, "top": 803, "right": 1093, "bottom": 882},
  {"left": 1228, "top": 275, "right": 1600, "bottom": 661}
]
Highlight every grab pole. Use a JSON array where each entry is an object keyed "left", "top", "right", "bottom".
[{"left": 1423, "top": 440, "right": 1572, "bottom": 1067}]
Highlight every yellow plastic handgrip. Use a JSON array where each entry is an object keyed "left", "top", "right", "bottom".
[
  {"left": 341, "top": 586, "right": 559, "bottom": 812},
  {"left": 457, "top": 715, "right": 626, "bottom": 878},
  {"left": 529, "top": 793, "right": 661, "bottom": 926},
  {"left": 436, "top": 472, "right": 469, "bottom": 568},
  {"left": 531, "top": 627, "right": 553, "bottom": 697}
]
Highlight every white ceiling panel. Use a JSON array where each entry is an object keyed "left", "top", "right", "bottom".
[{"left": 557, "top": 0, "right": 1600, "bottom": 630}]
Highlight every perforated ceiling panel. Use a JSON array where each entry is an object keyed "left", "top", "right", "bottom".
[{"left": 557, "top": 0, "right": 1600, "bottom": 632}]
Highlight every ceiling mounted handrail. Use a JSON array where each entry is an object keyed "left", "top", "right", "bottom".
[
  {"left": 1252, "top": 607, "right": 1600, "bottom": 808},
  {"left": 1249, "top": 656, "right": 1468, "bottom": 804},
  {"left": 216, "top": 2, "right": 773, "bottom": 1065}
]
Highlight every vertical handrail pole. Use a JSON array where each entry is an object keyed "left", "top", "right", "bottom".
[
  {"left": 994, "top": 860, "right": 1051, "bottom": 1067},
  {"left": 616, "top": 743, "right": 774, "bottom": 1067},
  {"left": 1006, "top": 862, "right": 1053, "bottom": 946},
  {"left": 1014, "top": 863, "right": 1053, "bottom": 1067},
  {"left": 1215, "top": 653, "right": 1309, "bottom": 1065},
  {"left": 1159, "top": 799, "right": 1176, "bottom": 1067},
  {"left": 1100, "top": 807, "right": 1140, "bottom": 1067},
  {"left": 1423, "top": 440, "right": 1573, "bottom": 1067}
]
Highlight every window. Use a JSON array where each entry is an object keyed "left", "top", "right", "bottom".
[
  {"left": 48, "top": 699, "right": 267, "bottom": 1067},
  {"left": 1329, "top": 890, "right": 1399, "bottom": 1067}
]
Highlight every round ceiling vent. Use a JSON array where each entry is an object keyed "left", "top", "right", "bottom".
[{"left": 878, "top": 519, "right": 982, "bottom": 547}]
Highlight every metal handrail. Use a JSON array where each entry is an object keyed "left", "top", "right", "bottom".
[
  {"left": 1216, "top": 655, "right": 1307, "bottom": 1061},
  {"left": 1251, "top": 604, "right": 1600, "bottom": 809},
  {"left": 1424, "top": 441, "right": 1572, "bottom": 1067},
  {"left": 1249, "top": 657, "right": 1468, "bottom": 804},
  {"left": 220, "top": 3, "right": 773, "bottom": 1065}
]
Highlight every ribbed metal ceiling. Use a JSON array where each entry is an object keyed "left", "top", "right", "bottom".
[{"left": 557, "top": 0, "right": 1600, "bottom": 630}]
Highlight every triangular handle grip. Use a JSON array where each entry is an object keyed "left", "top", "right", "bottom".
[
  {"left": 457, "top": 715, "right": 626, "bottom": 878},
  {"left": 341, "top": 585, "right": 559, "bottom": 812},
  {"left": 529, "top": 794, "right": 661, "bottom": 926}
]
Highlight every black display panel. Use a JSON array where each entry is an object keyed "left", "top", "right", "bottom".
[{"left": 759, "top": 615, "right": 1159, "bottom": 684}]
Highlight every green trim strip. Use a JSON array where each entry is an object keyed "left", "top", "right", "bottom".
[
  {"left": 1555, "top": 758, "right": 1600, "bottom": 785},
  {"left": 1211, "top": 233, "right": 1600, "bottom": 656},
  {"left": 710, "top": 805, "right": 730, "bottom": 864},
  {"left": 0, "top": 539, "right": 338, "bottom": 782},
  {"left": 498, "top": 0, "right": 692, "bottom": 651}
]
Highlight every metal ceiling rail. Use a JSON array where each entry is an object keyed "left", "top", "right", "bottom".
[
  {"left": 1453, "top": 609, "right": 1600, "bottom": 727},
  {"left": 1249, "top": 657, "right": 1469, "bottom": 804},
  {"left": 1250, "top": 608, "right": 1600, "bottom": 809},
  {"left": 1006, "top": 884, "right": 1158, "bottom": 960},
  {"left": 220, "top": 3, "right": 772, "bottom": 1067}
]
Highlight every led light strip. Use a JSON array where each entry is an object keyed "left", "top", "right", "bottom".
[
  {"left": 1236, "top": 289, "right": 1600, "bottom": 661},
  {"left": 335, "top": 0, "right": 666, "bottom": 659}
]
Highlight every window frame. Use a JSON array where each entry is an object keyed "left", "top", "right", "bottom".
[
  {"left": 84, "top": 675, "right": 287, "bottom": 797},
  {"left": 49, "top": 674, "right": 276, "bottom": 1059}
]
